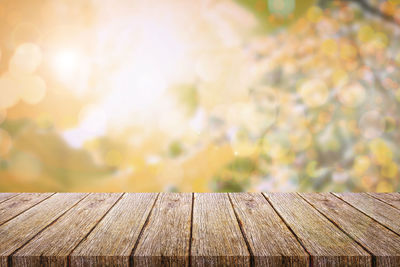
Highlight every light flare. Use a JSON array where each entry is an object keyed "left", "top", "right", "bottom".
[{"left": 51, "top": 49, "right": 81, "bottom": 82}]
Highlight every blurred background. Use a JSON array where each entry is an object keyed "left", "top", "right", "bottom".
[{"left": 0, "top": 0, "right": 399, "bottom": 192}]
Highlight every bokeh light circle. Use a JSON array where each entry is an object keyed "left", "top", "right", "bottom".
[
  {"left": 9, "top": 43, "right": 42, "bottom": 75},
  {"left": 337, "top": 82, "right": 366, "bottom": 107},
  {"left": 307, "top": 6, "right": 323, "bottom": 23},
  {"left": 0, "top": 74, "right": 20, "bottom": 109},
  {"left": 298, "top": 79, "right": 329, "bottom": 108},
  {"left": 18, "top": 75, "right": 47, "bottom": 104}
]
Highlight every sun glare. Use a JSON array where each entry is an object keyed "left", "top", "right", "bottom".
[
  {"left": 0, "top": 0, "right": 399, "bottom": 192},
  {"left": 51, "top": 49, "right": 81, "bottom": 82},
  {"left": 61, "top": 4, "right": 193, "bottom": 148}
]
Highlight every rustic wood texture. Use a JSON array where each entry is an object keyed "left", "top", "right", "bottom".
[
  {"left": 71, "top": 193, "right": 158, "bottom": 267},
  {"left": 301, "top": 193, "right": 400, "bottom": 266},
  {"left": 0, "top": 193, "right": 53, "bottom": 226},
  {"left": 11, "top": 193, "right": 122, "bottom": 267},
  {"left": 2, "top": 193, "right": 400, "bottom": 266},
  {"left": 0, "top": 193, "right": 87, "bottom": 267},
  {"left": 191, "top": 193, "right": 250, "bottom": 267},
  {"left": 264, "top": 193, "right": 371, "bottom": 266},
  {"left": 335, "top": 193, "right": 400, "bottom": 235},
  {"left": 133, "top": 193, "right": 192, "bottom": 266},
  {"left": 229, "top": 193, "right": 309, "bottom": 266},
  {"left": 0, "top": 193, "right": 18, "bottom": 204},
  {"left": 367, "top": 193, "right": 400, "bottom": 210}
]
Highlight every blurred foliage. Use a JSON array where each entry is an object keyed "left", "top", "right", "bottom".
[
  {"left": 168, "top": 141, "right": 184, "bottom": 158},
  {"left": 227, "top": 157, "right": 257, "bottom": 174},
  {"left": 211, "top": 157, "right": 257, "bottom": 192},
  {"left": 237, "top": 0, "right": 314, "bottom": 30},
  {"left": 0, "top": 0, "right": 400, "bottom": 192},
  {"left": 173, "top": 85, "right": 199, "bottom": 116}
]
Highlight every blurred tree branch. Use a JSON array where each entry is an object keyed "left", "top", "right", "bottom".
[
  {"left": 319, "top": 0, "right": 399, "bottom": 26},
  {"left": 343, "top": 0, "right": 399, "bottom": 25}
]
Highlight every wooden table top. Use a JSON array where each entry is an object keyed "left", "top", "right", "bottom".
[{"left": 0, "top": 193, "right": 399, "bottom": 266}]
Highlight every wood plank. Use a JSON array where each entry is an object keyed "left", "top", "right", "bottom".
[
  {"left": 0, "top": 193, "right": 87, "bottom": 267},
  {"left": 70, "top": 193, "right": 158, "bottom": 267},
  {"left": 367, "top": 193, "right": 400, "bottom": 210},
  {"left": 191, "top": 193, "right": 250, "bottom": 267},
  {"left": 263, "top": 193, "right": 371, "bottom": 266},
  {"left": 0, "top": 193, "right": 54, "bottom": 226},
  {"left": 335, "top": 193, "right": 400, "bottom": 235},
  {"left": 301, "top": 193, "right": 400, "bottom": 266},
  {"left": 133, "top": 193, "right": 192, "bottom": 266},
  {"left": 229, "top": 193, "right": 309, "bottom": 266},
  {"left": 12, "top": 193, "right": 123, "bottom": 267},
  {"left": 0, "top": 193, "right": 19, "bottom": 204}
]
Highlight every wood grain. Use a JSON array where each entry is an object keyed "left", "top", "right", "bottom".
[
  {"left": 335, "top": 193, "right": 400, "bottom": 235},
  {"left": 264, "top": 193, "right": 371, "bottom": 266},
  {"left": 2, "top": 192, "right": 400, "bottom": 266},
  {"left": 133, "top": 193, "right": 192, "bottom": 267},
  {"left": 70, "top": 193, "right": 158, "bottom": 267},
  {"left": 12, "top": 193, "right": 122, "bottom": 267},
  {"left": 0, "top": 193, "right": 54, "bottom": 226},
  {"left": 0, "top": 193, "right": 18, "bottom": 204},
  {"left": 367, "top": 193, "right": 400, "bottom": 210},
  {"left": 0, "top": 193, "right": 87, "bottom": 267},
  {"left": 229, "top": 193, "right": 309, "bottom": 266},
  {"left": 191, "top": 193, "right": 250, "bottom": 267},
  {"left": 301, "top": 193, "right": 400, "bottom": 266}
]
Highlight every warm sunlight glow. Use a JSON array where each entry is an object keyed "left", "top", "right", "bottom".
[
  {"left": 51, "top": 49, "right": 80, "bottom": 81},
  {"left": 0, "top": 0, "right": 399, "bottom": 192},
  {"left": 61, "top": 4, "right": 194, "bottom": 148}
]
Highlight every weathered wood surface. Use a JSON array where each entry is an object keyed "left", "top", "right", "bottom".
[
  {"left": 191, "top": 193, "right": 250, "bottom": 266},
  {"left": 0, "top": 193, "right": 53, "bottom": 226},
  {"left": 229, "top": 193, "right": 308, "bottom": 266},
  {"left": 0, "top": 193, "right": 87, "bottom": 266},
  {"left": 12, "top": 193, "right": 122, "bottom": 267},
  {"left": 71, "top": 193, "right": 157, "bottom": 267},
  {"left": 301, "top": 193, "right": 400, "bottom": 266},
  {"left": 335, "top": 193, "right": 400, "bottom": 234},
  {"left": 0, "top": 193, "right": 18, "bottom": 204},
  {"left": 264, "top": 193, "right": 371, "bottom": 266},
  {"left": 0, "top": 192, "right": 400, "bottom": 267},
  {"left": 367, "top": 193, "right": 400, "bottom": 210},
  {"left": 133, "top": 193, "right": 192, "bottom": 266}
]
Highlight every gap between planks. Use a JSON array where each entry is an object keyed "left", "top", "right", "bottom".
[
  {"left": 129, "top": 193, "right": 160, "bottom": 265},
  {"left": 2, "top": 193, "right": 400, "bottom": 266},
  {"left": 1, "top": 193, "right": 359, "bottom": 266},
  {"left": 227, "top": 193, "right": 255, "bottom": 267},
  {"left": 301, "top": 193, "right": 400, "bottom": 266},
  {"left": 10, "top": 194, "right": 90, "bottom": 256},
  {"left": 261, "top": 193, "right": 313, "bottom": 263},
  {"left": 297, "top": 193, "right": 374, "bottom": 264},
  {"left": 2, "top": 193, "right": 90, "bottom": 266},
  {"left": 0, "top": 193, "right": 20, "bottom": 204},
  {"left": 0, "top": 193, "right": 56, "bottom": 227},
  {"left": 366, "top": 193, "right": 400, "bottom": 211},
  {"left": 332, "top": 193, "right": 400, "bottom": 238},
  {"left": 67, "top": 192, "right": 126, "bottom": 264}
]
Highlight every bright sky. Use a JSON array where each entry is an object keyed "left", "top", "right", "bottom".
[{"left": 58, "top": 0, "right": 257, "bottom": 148}]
